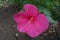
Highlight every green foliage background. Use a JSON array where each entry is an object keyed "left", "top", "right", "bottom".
[{"left": 0, "top": 0, "right": 60, "bottom": 23}]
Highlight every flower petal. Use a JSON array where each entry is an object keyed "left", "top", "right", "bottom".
[
  {"left": 24, "top": 4, "right": 38, "bottom": 16},
  {"left": 17, "top": 22, "right": 40, "bottom": 37},
  {"left": 25, "top": 23, "right": 40, "bottom": 37},
  {"left": 17, "top": 23, "right": 26, "bottom": 33},
  {"left": 13, "top": 11, "right": 27, "bottom": 24},
  {"left": 35, "top": 14, "right": 49, "bottom": 33}
]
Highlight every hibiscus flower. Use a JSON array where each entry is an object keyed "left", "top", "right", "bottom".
[{"left": 13, "top": 4, "right": 49, "bottom": 37}]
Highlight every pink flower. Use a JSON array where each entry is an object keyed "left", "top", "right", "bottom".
[{"left": 13, "top": 4, "right": 49, "bottom": 37}]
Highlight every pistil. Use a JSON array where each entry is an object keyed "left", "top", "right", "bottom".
[{"left": 28, "top": 17, "right": 34, "bottom": 23}]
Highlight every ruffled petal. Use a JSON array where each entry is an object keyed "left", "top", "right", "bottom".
[
  {"left": 24, "top": 4, "right": 38, "bottom": 17},
  {"left": 25, "top": 23, "right": 40, "bottom": 37},
  {"left": 35, "top": 14, "right": 49, "bottom": 33},
  {"left": 13, "top": 11, "right": 27, "bottom": 24},
  {"left": 17, "top": 23, "right": 26, "bottom": 33},
  {"left": 17, "top": 22, "right": 40, "bottom": 37}
]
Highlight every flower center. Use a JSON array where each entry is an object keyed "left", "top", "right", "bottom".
[{"left": 28, "top": 17, "right": 34, "bottom": 23}]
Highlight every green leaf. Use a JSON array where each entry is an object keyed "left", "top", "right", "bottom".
[
  {"left": 0, "top": 0, "right": 3, "bottom": 8},
  {"left": 7, "top": 0, "right": 20, "bottom": 5},
  {"left": 39, "top": 8, "right": 43, "bottom": 12},
  {"left": 42, "top": 9, "right": 51, "bottom": 16},
  {"left": 14, "top": 0, "right": 20, "bottom": 4},
  {"left": 46, "top": 16, "right": 56, "bottom": 23}
]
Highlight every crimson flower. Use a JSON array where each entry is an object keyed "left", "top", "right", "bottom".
[{"left": 13, "top": 4, "right": 49, "bottom": 37}]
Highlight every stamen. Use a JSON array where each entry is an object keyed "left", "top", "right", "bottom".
[{"left": 28, "top": 17, "right": 33, "bottom": 23}]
